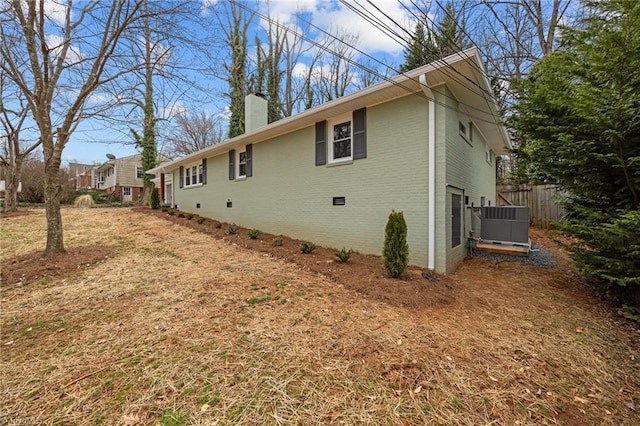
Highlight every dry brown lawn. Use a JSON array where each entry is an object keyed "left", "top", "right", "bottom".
[{"left": 0, "top": 207, "right": 638, "bottom": 426}]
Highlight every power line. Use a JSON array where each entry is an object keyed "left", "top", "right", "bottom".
[
  {"left": 288, "top": 0, "right": 503, "bottom": 121},
  {"left": 225, "top": 0, "right": 504, "bottom": 128}
]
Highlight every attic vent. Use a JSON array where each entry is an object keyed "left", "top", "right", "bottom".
[{"left": 480, "top": 206, "right": 530, "bottom": 245}]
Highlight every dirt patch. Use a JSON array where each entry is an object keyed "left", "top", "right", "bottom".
[
  {"left": 133, "top": 206, "right": 456, "bottom": 309},
  {"left": 1, "top": 246, "right": 113, "bottom": 288},
  {"left": 0, "top": 209, "right": 35, "bottom": 219}
]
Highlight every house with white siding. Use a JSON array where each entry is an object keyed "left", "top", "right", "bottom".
[
  {"left": 149, "top": 48, "right": 510, "bottom": 274},
  {"left": 96, "top": 154, "right": 168, "bottom": 202}
]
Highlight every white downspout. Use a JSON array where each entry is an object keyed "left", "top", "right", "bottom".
[{"left": 420, "top": 74, "right": 436, "bottom": 270}]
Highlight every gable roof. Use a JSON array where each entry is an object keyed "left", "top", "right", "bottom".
[
  {"left": 149, "top": 47, "right": 509, "bottom": 174},
  {"left": 96, "top": 153, "right": 171, "bottom": 172}
]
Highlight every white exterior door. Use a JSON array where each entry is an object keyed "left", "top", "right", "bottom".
[
  {"left": 165, "top": 183, "right": 173, "bottom": 205},
  {"left": 122, "top": 186, "right": 132, "bottom": 202}
]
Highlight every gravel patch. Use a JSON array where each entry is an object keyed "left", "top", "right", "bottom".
[{"left": 472, "top": 243, "right": 557, "bottom": 268}]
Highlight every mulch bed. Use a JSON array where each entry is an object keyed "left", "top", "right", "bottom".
[
  {"left": 1, "top": 246, "right": 113, "bottom": 289},
  {"left": 133, "top": 206, "right": 456, "bottom": 309}
]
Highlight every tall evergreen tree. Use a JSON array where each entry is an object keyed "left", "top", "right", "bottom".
[
  {"left": 400, "top": 2, "right": 470, "bottom": 72},
  {"left": 400, "top": 22, "right": 435, "bottom": 72},
  {"left": 511, "top": 0, "right": 640, "bottom": 305}
]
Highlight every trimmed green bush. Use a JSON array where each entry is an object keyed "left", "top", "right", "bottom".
[
  {"left": 383, "top": 210, "right": 409, "bottom": 278},
  {"left": 300, "top": 242, "right": 316, "bottom": 254},
  {"left": 197, "top": 216, "right": 206, "bottom": 224},
  {"left": 227, "top": 225, "right": 238, "bottom": 235},
  {"left": 247, "top": 229, "right": 261, "bottom": 239},
  {"left": 272, "top": 238, "right": 283, "bottom": 247},
  {"left": 150, "top": 187, "right": 160, "bottom": 209},
  {"left": 333, "top": 247, "right": 353, "bottom": 263}
]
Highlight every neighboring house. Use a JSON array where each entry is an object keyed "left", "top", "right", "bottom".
[
  {"left": 149, "top": 48, "right": 510, "bottom": 274},
  {"left": 68, "top": 162, "right": 96, "bottom": 190},
  {"left": 96, "top": 154, "right": 169, "bottom": 202}
]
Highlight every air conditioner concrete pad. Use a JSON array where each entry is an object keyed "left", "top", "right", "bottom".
[{"left": 476, "top": 241, "right": 530, "bottom": 257}]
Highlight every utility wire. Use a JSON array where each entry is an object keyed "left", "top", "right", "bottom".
[
  {"left": 303, "top": 0, "right": 503, "bottom": 120},
  {"left": 227, "top": 0, "right": 504, "bottom": 127},
  {"left": 346, "top": 0, "right": 504, "bottom": 129}
]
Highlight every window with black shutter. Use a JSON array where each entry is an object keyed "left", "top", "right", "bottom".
[{"left": 228, "top": 150, "right": 235, "bottom": 180}]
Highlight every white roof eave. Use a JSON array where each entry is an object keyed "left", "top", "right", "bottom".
[{"left": 148, "top": 48, "right": 510, "bottom": 174}]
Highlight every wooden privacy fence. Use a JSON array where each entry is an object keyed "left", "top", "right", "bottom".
[{"left": 496, "top": 184, "right": 566, "bottom": 228}]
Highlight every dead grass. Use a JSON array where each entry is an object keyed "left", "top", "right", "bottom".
[{"left": 0, "top": 208, "right": 638, "bottom": 425}]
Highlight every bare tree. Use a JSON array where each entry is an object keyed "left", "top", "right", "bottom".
[
  {"left": 115, "top": 0, "right": 209, "bottom": 204},
  {"left": 312, "top": 29, "right": 360, "bottom": 104},
  {"left": 210, "top": 0, "right": 254, "bottom": 137},
  {"left": 167, "top": 110, "right": 225, "bottom": 156},
  {"left": 473, "top": 0, "right": 573, "bottom": 109},
  {"left": 0, "top": 0, "right": 146, "bottom": 255},
  {"left": 0, "top": 68, "right": 40, "bottom": 212}
]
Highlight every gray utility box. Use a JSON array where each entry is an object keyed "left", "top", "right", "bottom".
[{"left": 480, "top": 206, "right": 530, "bottom": 245}]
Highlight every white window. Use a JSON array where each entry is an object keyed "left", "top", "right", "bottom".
[
  {"left": 184, "top": 163, "right": 203, "bottom": 187},
  {"left": 123, "top": 187, "right": 131, "bottom": 196},
  {"left": 329, "top": 115, "right": 352, "bottom": 163},
  {"left": 99, "top": 171, "right": 105, "bottom": 183},
  {"left": 237, "top": 150, "right": 247, "bottom": 178},
  {"left": 136, "top": 166, "right": 144, "bottom": 179}
]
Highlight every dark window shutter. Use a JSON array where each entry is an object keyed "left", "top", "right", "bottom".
[
  {"left": 202, "top": 158, "right": 207, "bottom": 184},
  {"left": 353, "top": 107, "right": 367, "bottom": 159},
  {"left": 245, "top": 144, "right": 253, "bottom": 177},
  {"left": 228, "top": 150, "right": 235, "bottom": 180},
  {"left": 179, "top": 166, "right": 184, "bottom": 188},
  {"left": 315, "top": 121, "right": 326, "bottom": 166}
]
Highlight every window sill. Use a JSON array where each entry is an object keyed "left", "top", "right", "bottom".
[
  {"left": 327, "top": 159, "right": 353, "bottom": 167},
  {"left": 183, "top": 183, "right": 204, "bottom": 189},
  {"left": 234, "top": 176, "right": 247, "bottom": 182}
]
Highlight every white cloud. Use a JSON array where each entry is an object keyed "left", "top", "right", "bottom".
[
  {"left": 42, "top": 0, "right": 68, "bottom": 25},
  {"left": 199, "top": 0, "right": 218, "bottom": 17},
  {"left": 45, "top": 34, "right": 83, "bottom": 65},
  {"left": 292, "top": 61, "right": 309, "bottom": 78},
  {"left": 267, "top": 0, "right": 412, "bottom": 56},
  {"left": 163, "top": 101, "right": 187, "bottom": 119}
]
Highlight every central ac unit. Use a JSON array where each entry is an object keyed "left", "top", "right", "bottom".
[{"left": 480, "top": 206, "right": 530, "bottom": 245}]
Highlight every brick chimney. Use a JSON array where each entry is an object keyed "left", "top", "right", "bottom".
[{"left": 245, "top": 93, "right": 268, "bottom": 133}]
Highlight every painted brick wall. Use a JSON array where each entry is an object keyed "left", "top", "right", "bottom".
[
  {"left": 442, "top": 86, "right": 497, "bottom": 273},
  {"left": 173, "top": 94, "right": 433, "bottom": 267}
]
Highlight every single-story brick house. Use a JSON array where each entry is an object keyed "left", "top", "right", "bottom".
[{"left": 149, "top": 48, "right": 510, "bottom": 274}]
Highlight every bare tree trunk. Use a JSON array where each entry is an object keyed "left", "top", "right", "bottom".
[
  {"left": 3, "top": 155, "right": 22, "bottom": 213},
  {"left": 43, "top": 147, "right": 64, "bottom": 255}
]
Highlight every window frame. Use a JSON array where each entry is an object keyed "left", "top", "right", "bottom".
[
  {"left": 123, "top": 186, "right": 132, "bottom": 196},
  {"left": 237, "top": 149, "right": 247, "bottom": 179},
  {"left": 183, "top": 162, "right": 203, "bottom": 188},
  {"left": 136, "top": 166, "right": 144, "bottom": 179},
  {"left": 328, "top": 113, "right": 353, "bottom": 163}
]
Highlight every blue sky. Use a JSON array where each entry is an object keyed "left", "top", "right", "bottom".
[{"left": 57, "top": 0, "right": 417, "bottom": 165}]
